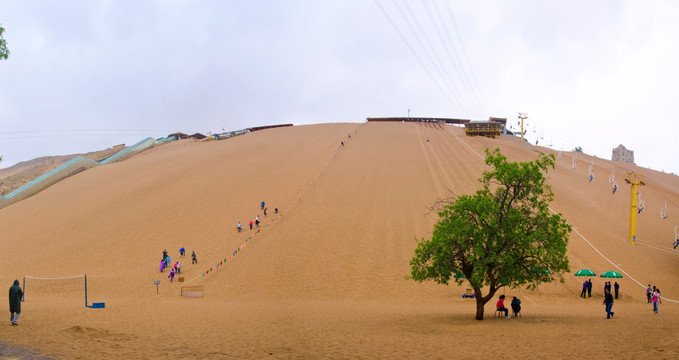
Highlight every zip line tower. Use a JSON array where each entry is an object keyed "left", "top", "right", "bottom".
[
  {"left": 624, "top": 172, "right": 645, "bottom": 245},
  {"left": 518, "top": 113, "right": 527, "bottom": 141}
]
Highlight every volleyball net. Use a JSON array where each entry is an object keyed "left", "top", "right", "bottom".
[{"left": 23, "top": 274, "right": 88, "bottom": 307}]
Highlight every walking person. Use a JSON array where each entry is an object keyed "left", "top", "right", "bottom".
[
  {"left": 168, "top": 268, "right": 175, "bottom": 282},
  {"left": 261, "top": 201, "right": 265, "bottom": 210},
  {"left": 614, "top": 282, "right": 619, "bottom": 299},
  {"left": 191, "top": 251, "right": 197, "bottom": 264},
  {"left": 603, "top": 288, "right": 614, "bottom": 319},
  {"left": 249, "top": 221, "right": 253, "bottom": 230},
  {"left": 179, "top": 247, "right": 185, "bottom": 257},
  {"left": 237, "top": 222, "right": 243, "bottom": 233},
  {"left": 9, "top": 280, "right": 23, "bottom": 326},
  {"left": 646, "top": 284, "right": 653, "bottom": 303},
  {"left": 264, "top": 208, "right": 267, "bottom": 216},
  {"left": 652, "top": 289, "right": 661, "bottom": 314}
]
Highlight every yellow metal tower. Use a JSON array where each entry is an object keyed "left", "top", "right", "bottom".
[
  {"left": 624, "top": 172, "right": 645, "bottom": 245},
  {"left": 518, "top": 113, "right": 527, "bottom": 141}
]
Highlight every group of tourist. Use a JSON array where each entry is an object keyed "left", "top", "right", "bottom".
[
  {"left": 160, "top": 248, "right": 197, "bottom": 282},
  {"left": 646, "top": 284, "right": 662, "bottom": 314},
  {"left": 496, "top": 295, "right": 521, "bottom": 318},
  {"left": 238, "top": 201, "right": 278, "bottom": 232},
  {"left": 603, "top": 281, "right": 620, "bottom": 299}
]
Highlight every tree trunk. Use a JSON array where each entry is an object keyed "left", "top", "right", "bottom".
[
  {"left": 473, "top": 287, "right": 499, "bottom": 320},
  {"left": 474, "top": 288, "right": 486, "bottom": 320}
]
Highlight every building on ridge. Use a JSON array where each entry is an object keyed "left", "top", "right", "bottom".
[{"left": 612, "top": 144, "right": 634, "bottom": 164}]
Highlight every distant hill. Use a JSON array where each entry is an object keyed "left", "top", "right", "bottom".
[{"left": 0, "top": 146, "right": 124, "bottom": 196}]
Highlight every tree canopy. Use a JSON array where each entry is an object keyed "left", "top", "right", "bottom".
[
  {"left": 410, "top": 148, "right": 571, "bottom": 320},
  {"left": 0, "top": 25, "right": 9, "bottom": 60}
]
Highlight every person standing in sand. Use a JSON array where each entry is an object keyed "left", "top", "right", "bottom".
[
  {"left": 652, "top": 289, "right": 661, "bottom": 314},
  {"left": 614, "top": 282, "right": 619, "bottom": 299},
  {"left": 587, "top": 279, "right": 593, "bottom": 297},
  {"left": 646, "top": 284, "right": 653, "bottom": 303},
  {"left": 580, "top": 281, "right": 587, "bottom": 298},
  {"left": 603, "top": 288, "right": 614, "bottom": 319},
  {"left": 192, "top": 251, "right": 197, "bottom": 264},
  {"left": 9, "top": 280, "right": 23, "bottom": 326},
  {"left": 237, "top": 222, "right": 243, "bottom": 232}
]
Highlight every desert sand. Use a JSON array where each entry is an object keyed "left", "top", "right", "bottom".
[{"left": 0, "top": 122, "right": 678, "bottom": 359}]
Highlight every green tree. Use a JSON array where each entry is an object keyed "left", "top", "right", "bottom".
[
  {"left": 410, "top": 148, "right": 571, "bottom": 320},
  {"left": 0, "top": 25, "right": 9, "bottom": 60}
]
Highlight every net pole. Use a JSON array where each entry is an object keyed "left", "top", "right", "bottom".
[{"left": 84, "top": 274, "right": 88, "bottom": 307}]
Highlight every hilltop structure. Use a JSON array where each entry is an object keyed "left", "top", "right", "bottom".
[{"left": 612, "top": 144, "right": 635, "bottom": 164}]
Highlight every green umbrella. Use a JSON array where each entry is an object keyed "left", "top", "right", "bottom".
[
  {"left": 454, "top": 272, "right": 466, "bottom": 279},
  {"left": 600, "top": 271, "right": 623, "bottom": 278},
  {"left": 574, "top": 269, "right": 596, "bottom": 277}
]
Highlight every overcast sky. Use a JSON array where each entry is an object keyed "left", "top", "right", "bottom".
[{"left": 1, "top": 1, "right": 677, "bottom": 173}]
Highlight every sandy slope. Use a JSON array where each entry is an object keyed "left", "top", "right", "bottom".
[{"left": 0, "top": 122, "right": 677, "bottom": 359}]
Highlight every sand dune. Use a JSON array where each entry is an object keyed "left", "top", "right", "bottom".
[{"left": 0, "top": 122, "right": 677, "bottom": 359}]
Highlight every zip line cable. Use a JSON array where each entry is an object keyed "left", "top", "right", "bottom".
[
  {"left": 427, "top": 0, "right": 486, "bottom": 117},
  {"left": 397, "top": 0, "right": 477, "bottom": 117},
  {"left": 373, "top": 0, "right": 471, "bottom": 116},
  {"left": 391, "top": 0, "right": 474, "bottom": 117},
  {"left": 421, "top": 0, "right": 483, "bottom": 118},
  {"left": 444, "top": 0, "right": 490, "bottom": 116}
]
